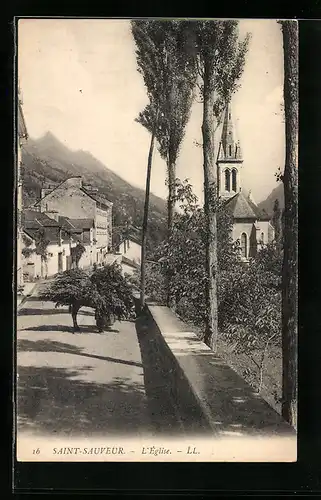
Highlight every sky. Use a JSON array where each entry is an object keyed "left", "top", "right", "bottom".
[{"left": 18, "top": 19, "right": 285, "bottom": 204}]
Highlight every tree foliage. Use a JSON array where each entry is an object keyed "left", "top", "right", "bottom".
[
  {"left": 193, "top": 21, "right": 250, "bottom": 117},
  {"left": 132, "top": 20, "right": 198, "bottom": 307},
  {"left": 144, "top": 180, "right": 283, "bottom": 394},
  {"left": 133, "top": 20, "right": 197, "bottom": 166},
  {"left": 34, "top": 228, "right": 50, "bottom": 261}
]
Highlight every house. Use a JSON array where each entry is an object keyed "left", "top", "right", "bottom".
[
  {"left": 59, "top": 216, "right": 96, "bottom": 269},
  {"left": 104, "top": 253, "right": 139, "bottom": 278},
  {"left": 17, "top": 92, "right": 28, "bottom": 288},
  {"left": 21, "top": 230, "right": 42, "bottom": 282},
  {"left": 31, "top": 176, "right": 113, "bottom": 264},
  {"left": 114, "top": 232, "right": 142, "bottom": 266},
  {"left": 21, "top": 210, "right": 72, "bottom": 279},
  {"left": 216, "top": 102, "right": 275, "bottom": 261}
]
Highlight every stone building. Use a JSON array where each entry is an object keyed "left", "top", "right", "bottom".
[
  {"left": 31, "top": 176, "right": 113, "bottom": 265},
  {"left": 216, "top": 102, "right": 274, "bottom": 260},
  {"left": 22, "top": 210, "right": 72, "bottom": 279},
  {"left": 17, "top": 93, "right": 28, "bottom": 288}
]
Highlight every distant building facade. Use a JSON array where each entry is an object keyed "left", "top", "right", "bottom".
[
  {"left": 17, "top": 94, "right": 28, "bottom": 288},
  {"left": 22, "top": 210, "right": 72, "bottom": 280},
  {"left": 216, "top": 102, "right": 275, "bottom": 261},
  {"left": 31, "top": 176, "right": 113, "bottom": 265},
  {"left": 115, "top": 234, "right": 141, "bottom": 266}
]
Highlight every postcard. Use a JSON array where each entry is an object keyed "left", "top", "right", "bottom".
[{"left": 15, "top": 17, "right": 298, "bottom": 463}]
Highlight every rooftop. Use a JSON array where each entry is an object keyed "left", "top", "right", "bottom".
[
  {"left": 224, "top": 191, "right": 270, "bottom": 221},
  {"left": 33, "top": 177, "right": 113, "bottom": 209},
  {"left": 22, "top": 210, "right": 60, "bottom": 227},
  {"left": 81, "top": 188, "right": 113, "bottom": 208},
  {"left": 59, "top": 216, "right": 95, "bottom": 230}
]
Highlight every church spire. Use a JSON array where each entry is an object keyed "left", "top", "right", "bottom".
[
  {"left": 217, "top": 101, "right": 242, "bottom": 161},
  {"left": 216, "top": 101, "right": 243, "bottom": 199}
]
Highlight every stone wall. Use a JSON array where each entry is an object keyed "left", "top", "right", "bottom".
[{"left": 142, "top": 302, "right": 296, "bottom": 439}]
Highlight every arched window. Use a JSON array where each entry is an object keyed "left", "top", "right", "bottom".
[
  {"left": 225, "top": 169, "right": 230, "bottom": 191},
  {"left": 261, "top": 232, "right": 264, "bottom": 244},
  {"left": 241, "top": 233, "right": 247, "bottom": 258},
  {"left": 229, "top": 145, "right": 232, "bottom": 156},
  {"left": 232, "top": 169, "right": 237, "bottom": 191}
]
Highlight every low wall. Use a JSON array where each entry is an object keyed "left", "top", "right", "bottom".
[{"left": 143, "top": 302, "right": 296, "bottom": 438}]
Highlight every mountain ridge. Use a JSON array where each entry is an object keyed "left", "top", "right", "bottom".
[
  {"left": 21, "top": 132, "right": 167, "bottom": 248},
  {"left": 257, "top": 183, "right": 284, "bottom": 216}
]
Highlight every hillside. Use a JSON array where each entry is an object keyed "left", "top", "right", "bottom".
[
  {"left": 258, "top": 183, "right": 284, "bottom": 217},
  {"left": 21, "top": 132, "right": 167, "bottom": 247}
]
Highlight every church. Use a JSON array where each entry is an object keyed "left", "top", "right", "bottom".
[{"left": 216, "top": 103, "right": 274, "bottom": 261}]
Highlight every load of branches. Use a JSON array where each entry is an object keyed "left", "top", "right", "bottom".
[{"left": 39, "top": 263, "right": 135, "bottom": 332}]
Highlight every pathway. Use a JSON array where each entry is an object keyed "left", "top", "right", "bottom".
[{"left": 16, "top": 286, "right": 182, "bottom": 439}]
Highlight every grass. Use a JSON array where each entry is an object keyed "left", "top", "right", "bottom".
[
  {"left": 216, "top": 340, "right": 282, "bottom": 414},
  {"left": 177, "top": 314, "right": 282, "bottom": 415}
]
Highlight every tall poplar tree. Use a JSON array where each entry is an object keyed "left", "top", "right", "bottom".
[
  {"left": 279, "top": 20, "right": 298, "bottom": 429},
  {"left": 193, "top": 20, "right": 250, "bottom": 350},
  {"left": 133, "top": 20, "right": 197, "bottom": 309}
]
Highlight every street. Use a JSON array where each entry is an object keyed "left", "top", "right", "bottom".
[{"left": 16, "top": 286, "right": 183, "bottom": 439}]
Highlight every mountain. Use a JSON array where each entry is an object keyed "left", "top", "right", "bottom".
[
  {"left": 21, "top": 132, "right": 167, "bottom": 247},
  {"left": 258, "top": 184, "right": 284, "bottom": 217}
]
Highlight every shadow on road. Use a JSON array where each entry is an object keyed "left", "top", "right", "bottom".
[
  {"left": 18, "top": 308, "right": 69, "bottom": 316},
  {"left": 17, "top": 365, "right": 148, "bottom": 436},
  {"left": 18, "top": 338, "right": 143, "bottom": 368},
  {"left": 20, "top": 324, "right": 120, "bottom": 334}
]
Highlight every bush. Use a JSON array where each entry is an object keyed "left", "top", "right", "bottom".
[{"left": 144, "top": 179, "right": 283, "bottom": 398}]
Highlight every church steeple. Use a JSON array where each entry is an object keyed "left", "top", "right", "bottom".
[{"left": 216, "top": 101, "right": 243, "bottom": 199}]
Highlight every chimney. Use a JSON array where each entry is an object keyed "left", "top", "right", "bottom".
[
  {"left": 83, "top": 183, "right": 98, "bottom": 192},
  {"left": 66, "top": 176, "right": 83, "bottom": 188},
  {"left": 41, "top": 188, "right": 52, "bottom": 199},
  {"left": 44, "top": 210, "right": 60, "bottom": 222}
]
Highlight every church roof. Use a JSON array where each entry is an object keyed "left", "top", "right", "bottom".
[{"left": 224, "top": 191, "right": 270, "bottom": 221}]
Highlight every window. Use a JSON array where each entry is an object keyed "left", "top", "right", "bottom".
[
  {"left": 229, "top": 145, "right": 232, "bottom": 156},
  {"left": 232, "top": 169, "right": 237, "bottom": 191},
  {"left": 241, "top": 233, "right": 247, "bottom": 258},
  {"left": 225, "top": 169, "right": 230, "bottom": 191},
  {"left": 261, "top": 232, "right": 264, "bottom": 244}
]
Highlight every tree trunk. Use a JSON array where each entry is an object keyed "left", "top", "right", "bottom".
[
  {"left": 166, "top": 78, "right": 178, "bottom": 311},
  {"left": 166, "top": 154, "right": 176, "bottom": 310},
  {"left": 140, "top": 108, "right": 159, "bottom": 309},
  {"left": 70, "top": 303, "right": 81, "bottom": 332},
  {"left": 202, "top": 62, "right": 218, "bottom": 352},
  {"left": 281, "top": 20, "right": 298, "bottom": 429}
]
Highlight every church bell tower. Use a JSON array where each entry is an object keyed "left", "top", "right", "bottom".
[{"left": 216, "top": 102, "right": 243, "bottom": 199}]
